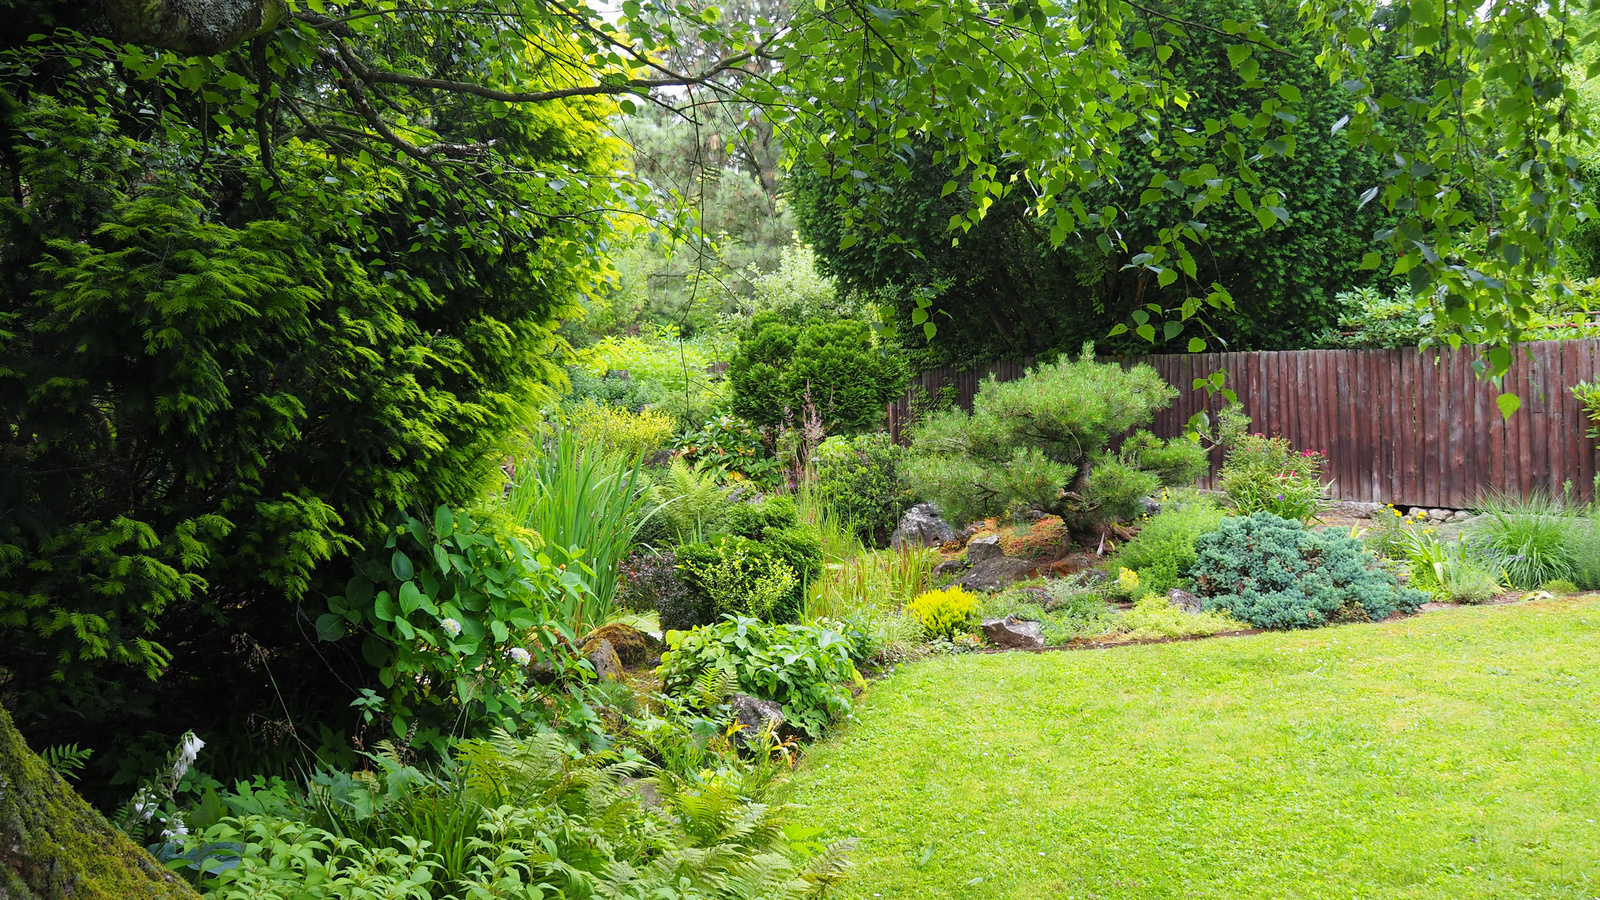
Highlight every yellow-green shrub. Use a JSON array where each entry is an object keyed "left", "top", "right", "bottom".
[
  {"left": 906, "top": 586, "right": 978, "bottom": 638},
  {"left": 568, "top": 400, "right": 675, "bottom": 459}
]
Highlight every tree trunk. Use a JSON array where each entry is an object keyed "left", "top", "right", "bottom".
[
  {"left": 97, "top": 0, "right": 287, "bottom": 56},
  {"left": 0, "top": 706, "right": 201, "bottom": 900}
]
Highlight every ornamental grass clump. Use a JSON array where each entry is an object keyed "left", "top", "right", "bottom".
[
  {"left": 1190, "top": 513, "right": 1427, "bottom": 629},
  {"left": 1467, "top": 490, "right": 1578, "bottom": 590}
]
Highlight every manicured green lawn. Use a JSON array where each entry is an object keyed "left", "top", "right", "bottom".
[{"left": 781, "top": 599, "right": 1600, "bottom": 900}]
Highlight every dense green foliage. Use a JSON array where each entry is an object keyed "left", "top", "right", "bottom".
[
  {"left": 675, "top": 522, "right": 823, "bottom": 627},
  {"left": 904, "top": 351, "right": 1205, "bottom": 529},
  {"left": 181, "top": 730, "right": 849, "bottom": 899},
  {"left": 727, "top": 313, "right": 909, "bottom": 433},
  {"left": 0, "top": 8, "right": 625, "bottom": 775},
  {"left": 789, "top": 0, "right": 1417, "bottom": 365},
  {"left": 905, "top": 587, "right": 980, "bottom": 639},
  {"left": 1191, "top": 513, "right": 1427, "bottom": 628},
  {"left": 319, "top": 506, "right": 590, "bottom": 752},
  {"left": 1114, "top": 492, "right": 1227, "bottom": 595},
  {"left": 658, "top": 617, "right": 861, "bottom": 738},
  {"left": 812, "top": 433, "right": 912, "bottom": 548}
]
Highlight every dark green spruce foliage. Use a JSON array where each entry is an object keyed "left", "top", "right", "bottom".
[
  {"left": 0, "top": 27, "right": 617, "bottom": 775},
  {"left": 790, "top": 0, "right": 1421, "bottom": 366},
  {"left": 813, "top": 433, "right": 912, "bottom": 547},
  {"left": 658, "top": 617, "right": 861, "bottom": 738},
  {"left": 1191, "top": 513, "right": 1427, "bottom": 628},
  {"left": 727, "top": 312, "right": 909, "bottom": 433}
]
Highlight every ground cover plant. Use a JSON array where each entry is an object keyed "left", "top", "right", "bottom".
[{"left": 782, "top": 598, "right": 1600, "bottom": 900}]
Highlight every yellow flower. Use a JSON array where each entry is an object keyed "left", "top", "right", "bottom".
[{"left": 1118, "top": 567, "right": 1141, "bottom": 591}]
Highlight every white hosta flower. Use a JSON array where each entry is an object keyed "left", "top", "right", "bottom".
[
  {"left": 507, "top": 647, "right": 532, "bottom": 666},
  {"left": 160, "top": 814, "right": 189, "bottom": 839},
  {"left": 172, "top": 732, "right": 205, "bottom": 781},
  {"left": 440, "top": 618, "right": 463, "bottom": 638},
  {"left": 130, "top": 787, "right": 157, "bottom": 822}
]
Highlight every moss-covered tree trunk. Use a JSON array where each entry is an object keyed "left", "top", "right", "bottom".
[{"left": 0, "top": 706, "right": 200, "bottom": 900}]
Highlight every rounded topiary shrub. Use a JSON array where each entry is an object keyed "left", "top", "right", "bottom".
[{"left": 1190, "top": 512, "right": 1427, "bottom": 629}]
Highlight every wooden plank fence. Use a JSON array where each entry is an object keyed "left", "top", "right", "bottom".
[{"left": 886, "top": 340, "right": 1600, "bottom": 509}]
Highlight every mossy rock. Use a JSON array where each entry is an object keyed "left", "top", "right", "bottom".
[
  {"left": 585, "top": 623, "right": 665, "bottom": 668},
  {"left": 0, "top": 705, "right": 200, "bottom": 899}
]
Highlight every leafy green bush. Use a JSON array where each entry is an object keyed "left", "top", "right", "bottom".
[
  {"left": 674, "top": 527, "right": 821, "bottom": 627},
  {"left": 1467, "top": 491, "right": 1578, "bottom": 589},
  {"left": 673, "top": 414, "right": 780, "bottom": 485},
  {"left": 1114, "top": 491, "right": 1227, "bottom": 594},
  {"left": 320, "top": 506, "right": 591, "bottom": 749},
  {"left": 726, "top": 495, "right": 800, "bottom": 540},
  {"left": 1318, "top": 286, "right": 1432, "bottom": 349},
  {"left": 766, "top": 525, "right": 826, "bottom": 589},
  {"left": 675, "top": 537, "right": 796, "bottom": 626},
  {"left": 0, "top": 72, "right": 617, "bottom": 766},
  {"left": 564, "top": 399, "right": 677, "bottom": 459},
  {"left": 1218, "top": 433, "right": 1328, "bottom": 523},
  {"left": 813, "top": 433, "right": 913, "bottom": 547},
  {"left": 658, "top": 617, "right": 863, "bottom": 738},
  {"left": 1191, "top": 513, "right": 1428, "bottom": 629},
  {"left": 904, "top": 347, "right": 1205, "bottom": 530},
  {"left": 727, "top": 312, "right": 909, "bottom": 433},
  {"left": 906, "top": 586, "right": 980, "bottom": 638}
]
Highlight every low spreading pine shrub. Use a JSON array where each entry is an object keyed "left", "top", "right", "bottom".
[{"left": 1190, "top": 513, "right": 1427, "bottom": 629}]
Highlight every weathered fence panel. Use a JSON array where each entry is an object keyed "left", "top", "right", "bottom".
[{"left": 886, "top": 341, "right": 1600, "bottom": 508}]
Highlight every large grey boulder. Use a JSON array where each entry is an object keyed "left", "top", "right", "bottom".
[
  {"left": 891, "top": 503, "right": 956, "bottom": 549},
  {"left": 981, "top": 616, "right": 1046, "bottom": 650},
  {"left": 1168, "top": 589, "right": 1203, "bottom": 614},
  {"left": 957, "top": 556, "right": 1035, "bottom": 592},
  {"left": 729, "top": 694, "right": 786, "bottom": 743},
  {"left": 934, "top": 558, "right": 968, "bottom": 577},
  {"left": 966, "top": 534, "right": 1004, "bottom": 564}
]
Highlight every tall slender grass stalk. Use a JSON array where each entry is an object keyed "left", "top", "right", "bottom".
[
  {"left": 501, "top": 428, "right": 655, "bottom": 635},
  {"left": 805, "top": 547, "right": 938, "bottom": 620}
]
